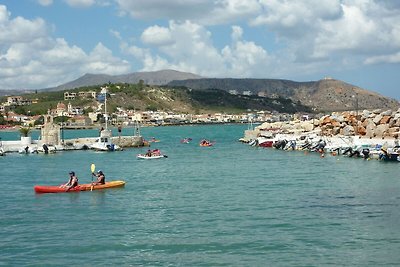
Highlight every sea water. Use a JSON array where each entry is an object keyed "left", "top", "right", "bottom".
[{"left": 1, "top": 124, "right": 399, "bottom": 266}]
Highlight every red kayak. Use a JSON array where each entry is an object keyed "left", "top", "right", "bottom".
[{"left": 34, "top": 180, "right": 125, "bottom": 193}]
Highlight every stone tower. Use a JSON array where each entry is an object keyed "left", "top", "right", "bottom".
[{"left": 40, "top": 115, "right": 61, "bottom": 145}]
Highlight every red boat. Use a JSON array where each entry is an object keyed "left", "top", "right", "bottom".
[
  {"left": 259, "top": 140, "right": 274, "bottom": 147},
  {"left": 34, "top": 180, "right": 125, "bottom": 193}
]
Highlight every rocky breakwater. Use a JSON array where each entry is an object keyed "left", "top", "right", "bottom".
[
  {"left": 318, "top": 109, "right": 400, "bottom": 138},
  {"left": 243, "top": 108, "right": 400, "bottom": 141}
]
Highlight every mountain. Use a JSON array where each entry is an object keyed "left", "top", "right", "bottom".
[
  {"left": 0, "top": 89, "right": 35, "bottom": 97},
  {"left": 1, "top": 69, "right": 398, "bottom": 112},
  {"left": 49, "top": 69, "right": 202, "bottom": 91},
  {"left": 167, "top": 77, "right": 399, "bottom": 111}
]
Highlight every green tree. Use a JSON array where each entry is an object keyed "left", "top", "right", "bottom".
[
  {"left": 83, "top": 107, "right": 94, "bottom": 114},
  {"left": 19, "top": 127, "right": 31, "bottom": 137},
  {"left": 14, "top": 106, "right": 28, "bottom": 115},
  {"left": 138, "top": 80, "right": 144, "bottom": 90},
  {"left": 54, "top": 116, "right": 70, "bottom": 124},
  {"left": 0, "top": 112, "right": 5, "bottom": 125}
]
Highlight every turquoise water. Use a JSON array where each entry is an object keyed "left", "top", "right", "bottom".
[{"left": 1, "top": 124, "right": 400, "bottom": 266}]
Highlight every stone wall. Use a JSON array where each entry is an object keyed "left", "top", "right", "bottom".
[
  {"left": 319, "top": 109, "right": 400, "bottom": 138},
  {"left": 253, "top": 108, "right": 400, "bottom": 139}
]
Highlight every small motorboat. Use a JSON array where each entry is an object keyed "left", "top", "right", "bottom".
[
  {"left": 137, "top": 149, "right": 167, "bottom": 159},
  {"left": 199, "top": 139, "right": 214, "bottom": 147},
  {"left": 90, "top": 129, "right": 121, "bottom": 152},
  {"left": 137, "top": 154, "right": 167, "bottom": 159},
  {"left": 18, "top": 146, "right": 38, "bottom": 154},
  {"left": 37, "top": 144, "right": 56, "bottom": 154}
]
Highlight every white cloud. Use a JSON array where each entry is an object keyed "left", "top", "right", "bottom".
[
  {"left": 115, "top": 0, "right": 209, "bottom": 20},
  {"left": 365, "top": 52, "right": 400, "bottom": 64},
  {"left": 231, "top": 25, "right": 243, "bottom": 41},
  {"left": 0, "top": 5, "right": 130, "bottom": 89},
  {"left": 0, "top": 6, "right": 48, "bottom": 45},
  {"left": 123, "top": 21, "right": 271, "bottom": 78},
  {"left": 245, "top": 0, "right": 400, "bottom": 67},
  {"left": 251, "top": 0, "right": 342, "bottom": 31},
  {"left": 37, "top": 0, "right": 53, "bottom": 6},
  {"left": 64, "top": 0, "right": 95, "bottom": 8},
  {"left": 115, "top": 0, "right": 261, "bottom": 25},
  {"left": 141, "top": 25, "right": 174, "bottom": 46}
]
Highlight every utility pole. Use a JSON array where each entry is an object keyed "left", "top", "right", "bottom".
[{"left": 352, "top": 92, "right": 358, "bottom": 136}]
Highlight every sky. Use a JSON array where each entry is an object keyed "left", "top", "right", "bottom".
[{"left": 0, "top": 0, "right": 400, "bottom": 100}]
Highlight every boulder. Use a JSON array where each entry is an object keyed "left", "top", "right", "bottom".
[
  {"left": 300, "top": 121, "right": 314, "bottom": 132},
  {"left": 357, "top": 125, "right": 367, "bottom": 136},
  {"left": 342, "top": 125, "right": 355, "bottom": 136},
  {"left": 388, "top": 127, "right": 400, "bottom": 136},
  {"left": 332, "top": 127, "right": 341, "bottom": 135},
  {"left": 379, "top": 115, "right": 392, "bottom": 125},
  {"left": 374, "top": 124, "right": 390, "bottom": 137},
  {"left": 373, "top": 114, "right": 383, "bottom": 124},
  {"left": 381, "top": 110, "right": 392, "bottom": 116},
  {"left": 362, "top": 110, "right": 371, "bottom": 119},
  {"left": 362, "top": 118, "right": 375, "bottom": 128},
  {"left": 321, "top": 116, "right": 334, "bottom": 125}
]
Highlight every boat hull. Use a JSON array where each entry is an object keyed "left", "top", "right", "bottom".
[
  {"left": 137, "top": 154, "right": 166, "bottom": 159},
  {"left": 34, "top": 180, "right": 125, "bottom": 193}
]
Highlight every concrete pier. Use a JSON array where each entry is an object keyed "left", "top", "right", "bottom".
[{"left": 1, "top": 135, "right": 144, "bottom": 153}]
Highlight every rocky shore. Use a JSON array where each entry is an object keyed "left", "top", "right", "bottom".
[
  {"left": 244, "top": 108, "right": 400, "bottom": 140},
  {"left": 242, "top": 109, "right": 400, "bottom": 162}
]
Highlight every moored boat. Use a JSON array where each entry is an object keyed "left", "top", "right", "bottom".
[
  {"left": 90, "top": 129, "right": 121, "bottom": 151},
  {"left": 90, "top": 88, "right": 121, "bottom": 152},
  {"left": 34, "top": 180, "right": 126, "bottom": 193}
]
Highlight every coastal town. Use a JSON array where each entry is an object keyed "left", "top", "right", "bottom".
[
  {"left": 0, "top": 86, "right": 290, "bottom": 129},
  {"left": 1, "top": 85, "right": 399, "bottom": 162}
]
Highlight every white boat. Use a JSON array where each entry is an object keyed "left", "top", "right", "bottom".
[
  {"left": 0, "top": 138, "right": 4, "bottom": 156},
  {"left": 18, "top": 146, "right": 38, "bottom": 154},
  {"left": 137, "top": 154, "right": 166, "bottom": 159},
  {"left": 90, "top": 129, "right": 121, "bottom": 151},
  {"left": 137, "top": 149, "right": 167, "bottom": 159},
  {"left": 89, "top": 89, "right": 121, "bottom": 152},
  {"left": 37, "top": 144, "right": 56, "bottom": 154}
]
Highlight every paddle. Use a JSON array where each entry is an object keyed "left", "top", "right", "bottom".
[{"left": 90, "top": 163, "right": 95, "bottom": 191}]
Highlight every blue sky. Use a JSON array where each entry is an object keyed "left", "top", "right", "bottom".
[{"left": 0, "top": 0, "right": 399, "bottom": 100}]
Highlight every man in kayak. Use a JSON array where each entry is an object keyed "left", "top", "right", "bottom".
[
  {"left": 92, "top": 170, "right": 105, "bottom": 186},
  {"left": 60, "top": 171, "right": 79, "bottom": 191}
]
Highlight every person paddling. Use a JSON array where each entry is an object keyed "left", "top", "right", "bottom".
[
  {"left": 60, "top": 171, "right": 78, "bottom": 191},
  {"left": 92, "top": 170, "right": 105, "bottom": 186}
]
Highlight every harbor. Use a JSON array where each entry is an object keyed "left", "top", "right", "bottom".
[
  {"left": 1, "top": 123, "right": 400, "bottom": 266},
  {"left": 0, "top": 114, "right": 145, "bottom": 154}
]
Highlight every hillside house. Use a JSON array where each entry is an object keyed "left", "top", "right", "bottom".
[
  {"left": 6, "top": 96, "right": 31, "bottom": 106},
  {"left": 64, "top": 92, "right": 77, "bottom": 100},
  {"left": 242, "top": 90, "right": 252, "bottom": 96},
  {"left": 78, "top": 91, "right": 96, "bottom": 99},
  {"left": 69, "top": 116, "right": 92, "bottom": 126}
]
